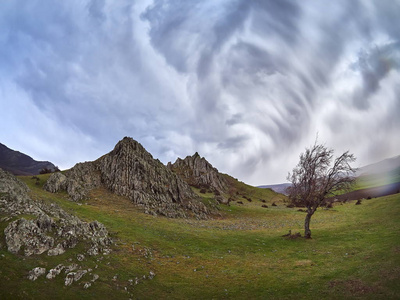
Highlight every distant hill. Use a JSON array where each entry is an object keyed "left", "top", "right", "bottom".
[
  {"left": 259, "top": 155, "right": 400, "bottom": 196},
  {"left": 357, "top": 155, "right": 400, "bottom": 176},
  {"left": 355, "top": 155, "right": 400, "bottom": 190},
  {"left": 0, "top": 143, "right": 56, "bottom": 175},
  {"left": 258, "top": 183, "right": 291, "bottom": 195}
]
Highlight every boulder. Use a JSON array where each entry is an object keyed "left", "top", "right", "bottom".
[
  {"left": 5, "top": 218, "right": 54, "bottom": 256},
  {"left": 28, "top": 267, "right": 46, "bottom": 281},
  {"left": 43, "top": 172, "right": 67, "bottom": 193},
  {"left": 46, "top": 264, "right": 65, "bottom": 279}
]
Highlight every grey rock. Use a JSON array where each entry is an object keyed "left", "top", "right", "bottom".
[
  {"left": 43, "top": 137, "right": 212, "bottom": 219},
  {"left": 0, "top": 168, "right": 112, "bottom": 257},
  {"left": 28, "top": 267, "right": 46, "bottom": 281},
  {"left": 46, "top": 264, "right": 65, "bottom": 279},
  {"left": 48, "top": 243, "right": 65, "bottom": 256},
  {"left": 84, "top": 282, "right": 92, "bottom": 289},
  {"left": 5, "top": 218, "right": 54, "bottom": 256},
  {"left": 77, "top": 254, "right": 85, "bottom": 261},
  {"left": 168, "top": 152, "right": 228, "bottom": 194},
  {"left": 74, "top": 269, "right": 87, "bottom": 281},
  {"left": 43, "top": 172, "right": 67, "bottom": 193},
  {"left": 65, "top": 272, "right": 75, "bottom": 286},
  {"left": 149, "top": 271, "right": 156, "bottom": 279},
  {"left": 64, "top": 263, "right": 78, "bottom": 274}
]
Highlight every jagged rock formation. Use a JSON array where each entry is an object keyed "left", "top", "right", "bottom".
[
  {"left": 168, "top": 152, "right": 228, "bottom": 193},
  {"left": 0, "top": 142, "right": 56, "bottom": 175},
  {"left": 0, "top": 168, "right": 112, "bottom": 257},
  {"left": 44, "top": 137, "right": 211, "bottom": 219}
]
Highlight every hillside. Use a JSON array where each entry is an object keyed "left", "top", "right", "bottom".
[
  {"left": 0, "top": 143, "right": 56, "bottom": 175},
  {"left": 0, "top": 170, "right": 398, "bottom": 299},
  {"left": 0, "top": 141, "right": 399, "bottom": 299},
  {"left": 168, "top": 152, "right": 284, "bottom": 206}
]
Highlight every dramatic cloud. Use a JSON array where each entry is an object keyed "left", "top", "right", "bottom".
[{"left": 1, "top": 0, "right": 399, "bottom": 185}]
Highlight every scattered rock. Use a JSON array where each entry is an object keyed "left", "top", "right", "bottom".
[
  {"left": 64, "top": 264, "right": 78, "bottom": 274},
  {"left": 48, "top": 243, "right": 66, "bottom": 256},
  {"left": 46, "top": 264, "right": 65, "bottom": 279},
  {"left": 0, "top": 168, "right": 113, "bottom": 257},
  {"left": 149, "top": 271, "right": 156, "bottom": 279},
  {"left": 261, "top": 205, "right": 268, "bottom": 208},
  {"left": 77, "top": 254, "right": 85, "bottom": 261},
  {"left": 5, "top": 218, "right": 54, "bottom": 256},
  {"left": 65, "top": 273, "right": 75, "bottom": 286},
  {"left": 84, "top": 282, "right": 92, "bottom": 289},
  {"left": 355, "top": 199, "right": 362, "bottom": 205},
  {"left": 74, "top": 269, "right": 87, "bottom": 281},
  {"left": 28, "top": 267, "right": 46, "bottom": 281}
]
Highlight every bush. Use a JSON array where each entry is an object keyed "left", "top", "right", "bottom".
[{"left": 39, "top": 168, "right": 53, "bottom": 174}]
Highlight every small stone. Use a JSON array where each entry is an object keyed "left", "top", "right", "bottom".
[
  {"left": 84, "top": 282, "right": 92, "bottom": 289},
  {"left": 46, "top": 264, "right": 65, "bottom": 279},
  {"left": 28, "top": 267, "right": 46, "bottom": 281},
  {"left": 77, "top": 254, "right": 85, "bottom": 261},
  {"left": 65, "top": 272, "right": 75, "bottom": 286}
]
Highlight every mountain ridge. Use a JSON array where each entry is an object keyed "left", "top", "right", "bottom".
[{"left": 0, "top": 142, "right": 56, "bottom": 175}]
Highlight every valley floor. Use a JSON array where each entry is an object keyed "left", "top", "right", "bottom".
[{"left": 0, "top": 176, "right": 399, "bottom": 299}]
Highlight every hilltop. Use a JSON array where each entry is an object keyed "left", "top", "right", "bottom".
[{"left": 0, "top": 142, "right": 56, "bottom": 175}]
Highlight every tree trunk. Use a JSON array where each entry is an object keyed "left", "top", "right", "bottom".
[{"left": 304, "top": 211, "right": 313, "bottom": 239}]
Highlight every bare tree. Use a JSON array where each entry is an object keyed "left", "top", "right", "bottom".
[{"left": 287, "top": 142, "right": 356, "bottom": 239}]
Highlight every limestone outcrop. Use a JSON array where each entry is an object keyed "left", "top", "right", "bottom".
[
  {"left": 168, "top": 152, "right": 229, "bottom": 195},
  {"left": 44, "top": 137, "right": 211, "bottom": 219},
  {"left": 0, "top": 168, "right": 112, "bottom": 257}
]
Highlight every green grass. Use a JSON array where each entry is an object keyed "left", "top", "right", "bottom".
[{"left": 0, "top": 175, "right": 399, "bottom": 299}]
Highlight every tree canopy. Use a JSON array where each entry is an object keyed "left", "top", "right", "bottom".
[{"left": 287, "top": 142, "right": 356, "bottom": 238}]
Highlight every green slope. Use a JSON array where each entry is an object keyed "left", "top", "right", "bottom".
[{"left": 0, "top": 175, "right": 398, "bottom": 299}]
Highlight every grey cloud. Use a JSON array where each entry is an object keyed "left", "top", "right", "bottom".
[
  {"left": 217, "top": 135, "right": 249, "bottom": 150},
  {"left": 1, "top": 0, "right": 399, "bottom": 185},
  {"left": 352, "top": 42, "right": 400, "bottom": 109}
]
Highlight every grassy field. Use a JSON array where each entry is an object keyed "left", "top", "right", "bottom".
[{"left": 0, "top": 175, "right": 399, "bottom": 299}]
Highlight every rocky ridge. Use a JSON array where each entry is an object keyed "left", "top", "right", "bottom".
[
  {"left": 168, "top": 152, "right": 230, "bottom": 203},
  {"left": 44, "top": 137, "right": 211, "bottom": 219},
  {"left": 0, "top": 168, "right": 112, "bottom": 257}
]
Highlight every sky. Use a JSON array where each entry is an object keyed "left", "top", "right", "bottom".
[{"left": 1, "top": 0, "right": 399, "bottom": 186}]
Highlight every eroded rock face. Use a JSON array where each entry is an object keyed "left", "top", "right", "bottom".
[
  {"left": 0, "top": 168, "right": 112, "bottom": 257},
  {"left": 44, "top": 137, "right": 211, "bottom": 219},
  {"left": 43, "top": 172, "right": 67, "bottom": 193},
  {"left": 5, "top": 218, "right": 55, "bottom": 256},
  {"left": 98, "top": 138, "right": 208, "bottom": 218},
  {"left": 168, "top": 152, "right": 229, "bottom": 194}
]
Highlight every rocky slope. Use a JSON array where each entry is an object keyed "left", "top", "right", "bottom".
[
  {"left": 0, "top": 142, "right": 56, "bottom": 175},
  {"left": 168, "top": 152, "right": 229, "bottom": 192},
  {"left": 44, "top": 137, "right": 211, "bottom": 219},
  {"left": 0, "top": 168, "right": 112, "bottom": 257}
]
